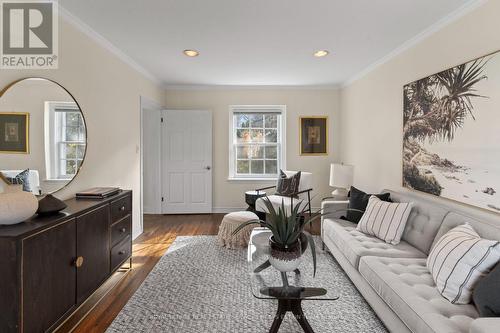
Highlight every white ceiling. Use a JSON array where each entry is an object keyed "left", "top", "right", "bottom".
[{"left": 59, "top": 0, "right": 477, "bottom": 87}]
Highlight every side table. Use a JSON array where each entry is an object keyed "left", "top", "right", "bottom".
[{"left": 245, "top": 190, "right": 267, "bottom": 220}]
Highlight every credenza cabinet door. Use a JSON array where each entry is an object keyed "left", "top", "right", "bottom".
[
  {"left": 76, "top": 205, "right": 111, "bottom": 303},
  {"left": 22, "top": 219, "right": 77, "bottom": 333}
]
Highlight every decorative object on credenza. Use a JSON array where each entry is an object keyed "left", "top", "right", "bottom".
[
  {"left": 233, "top": 197, "right": 321, "bottom": 275},
  {"left": 329, "top": 163, "right": 354, "bottom": 199},
  {"left": 76, "top": 187, "right": 121, "bottom": 199},
  {"left": 403, "top": 50, "right": 500, "bottom": 213},
  {"left": 0, "top": 185, "right": 38, "bottom": 225},
  {"left": 0, "top": 112, "right": 29, "bottom": 153},
  {"left": 0, "top": 172, "right": 11, "bottom": 193},
  {"left": 300, "top": 116, "right": 328, "bottom": 155},
  {"left": 36, "top": 194, "right": 67, "bottom": 216},
  {"left": 0, "top": 171, "right": 10, "bottom": 185}
]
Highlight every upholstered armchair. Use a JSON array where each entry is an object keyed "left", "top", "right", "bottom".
[{"left": 254, "top": 170, "right": 313, "bottom": 217}]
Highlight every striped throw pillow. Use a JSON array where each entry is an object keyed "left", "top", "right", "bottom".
[
  {"left": 427, "top": 224, "right": 500, "bottom": 304},
  {"left": 356, "top": 195, "right": 413, "bottom": 245}
]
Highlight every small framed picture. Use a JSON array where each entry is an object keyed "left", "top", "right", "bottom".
[
  {"left": 300, "top": 116, "right": 328, "bottom": 155},
  {"left": 0, "top": 112, "right": 29, "bottom": 154}
]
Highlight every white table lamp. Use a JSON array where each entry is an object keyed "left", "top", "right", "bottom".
[{"left": 329, "top": 163, "right": 354, "bottom": 198}]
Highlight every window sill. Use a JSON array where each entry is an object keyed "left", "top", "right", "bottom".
[
  {"left": 44, "top": 178, "right": 71, "bottom": 183},
  {"left": 227, "top": 177, "right": 277, "bottom": 182}
]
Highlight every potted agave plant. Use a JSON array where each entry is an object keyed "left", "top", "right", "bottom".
[{"left": 232, "top": 197, "right": 323, "bottom": 276}]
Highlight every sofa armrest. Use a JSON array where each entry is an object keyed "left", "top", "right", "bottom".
[
  {"left": 321, "top": 200, "right": 349, "bottom": 220},
  {"left": 470, "top": 318, "right": 500, "bottom": 333}
]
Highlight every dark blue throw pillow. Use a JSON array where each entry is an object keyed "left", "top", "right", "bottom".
[{"left": 6, "top": 169, "right": 31, "bottom": 192}]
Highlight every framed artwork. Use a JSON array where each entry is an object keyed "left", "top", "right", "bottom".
[
  {"left": 0, "top": 112, "right": 29, "bottom": 154},
  {"left": 403, "top": 50, "right": 500, "bottom": 213},
  {"left": 300, "top": 116, "right": 328, "bottom": 155}
]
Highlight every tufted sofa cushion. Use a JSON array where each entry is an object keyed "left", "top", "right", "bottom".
[
  {"left": 384, "top": 190, "right": 448, "bottom": 254},
  {"left": 432, "top": 211, "right": 500, "bottom": 250},
  {"left": 322, "top": 218, "right": 426, "bottom": 269},
  {"left": 359, "top": 256, "right": 479, "bottom": 333}
]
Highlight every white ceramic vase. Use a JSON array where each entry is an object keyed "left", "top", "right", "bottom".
[{"left": 0, "top": 185, "right": 39, "bottom": 225}]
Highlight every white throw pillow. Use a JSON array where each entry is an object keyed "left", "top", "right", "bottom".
[
  {"left": 356, "top": 195, "right": 413, "bottom": 245},
  {"left": 427, "top": 224, "right": 500, "bottom": 304}
]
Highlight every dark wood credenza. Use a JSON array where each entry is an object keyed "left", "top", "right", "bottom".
[{"left": 0, "top": 190, "right": 133, "bottom": 333}]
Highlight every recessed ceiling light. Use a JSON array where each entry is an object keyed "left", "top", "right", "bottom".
[
  {"left": 183, "top": 49, "right": 199, "bottom": 57},
  {"left": 314, "top": 50, "right": 329, "bottom": 57}
]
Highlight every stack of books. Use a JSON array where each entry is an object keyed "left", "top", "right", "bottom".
[{"left": 76, "top": 187, "right": 121, "bottom": 200}]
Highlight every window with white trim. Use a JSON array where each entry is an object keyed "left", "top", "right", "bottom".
[
  {"left": 229, "top": 105, "right": 285, "bottom": 179},
  {"left": 45, "top": 102, "right": 86, "bottom": 180}
]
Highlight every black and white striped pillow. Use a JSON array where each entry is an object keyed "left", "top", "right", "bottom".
[
  {"left": 427, "top": 224, "right": 500, "bottom": 304},
  {"left": 356, "top": 195, "right": 413, "bottom": 245}
]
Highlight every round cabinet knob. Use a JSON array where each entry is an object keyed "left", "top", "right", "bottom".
[
  {"left": 120, "top": 206, "right": 126, "bottom": 211},
  {"left": 120, "top": 227, "right": 126, "bottom": 233},
  {"left": 118, "top": 250, "right": 125, "bottom": 255},
  {"left": 74, "top": 256, "right": 84, "bottom": 268}
]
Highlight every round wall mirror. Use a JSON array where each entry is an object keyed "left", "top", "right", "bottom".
[{"left": 0, "top": 78, "right": 87, "bottom": 195}]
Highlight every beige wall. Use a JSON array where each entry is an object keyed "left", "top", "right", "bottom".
[
  {"left": 165, "top": 88, "right": 341, "bottom": 209},
  {"left": 339, "top": 0, "right": 500, "bottom": 216},
  {"left": 0, "top": 17, "right": 164, "bottom": 237}
]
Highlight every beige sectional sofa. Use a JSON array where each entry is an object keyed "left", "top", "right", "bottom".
[{"left": 321, "top": 189, "right": 500, "bottom": 333}]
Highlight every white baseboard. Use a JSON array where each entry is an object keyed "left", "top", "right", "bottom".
[
  {"left": 212, "top": 207, "right": 247, "bottom": 213},
  {"left": 212, "top": 206, "right": 321, "bottom": 214}
]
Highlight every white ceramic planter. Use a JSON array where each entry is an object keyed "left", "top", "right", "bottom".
[
  {"left": 269, "top": 255, "right": 302, "bottom": 272},
  {"left": 269, "top": 236, "right": 302, "bottom": 272},
  {"left": 0, "top": 186, "right": 38, "bottom": 225}
]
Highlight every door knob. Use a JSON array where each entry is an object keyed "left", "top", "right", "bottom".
[{"left": 205, "top": 166, "right": 211, "bottom": 170}]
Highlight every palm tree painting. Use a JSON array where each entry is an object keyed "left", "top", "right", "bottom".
[{"left": 403, "top": 51, "right": 500, "bottom": 213}]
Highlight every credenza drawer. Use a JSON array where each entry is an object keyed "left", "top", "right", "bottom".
[
  {"left": 111, "top": 216, "right": 131, "bottom": 247},
  {"left": 111, "top": 236, "right": 131, "bottom": 272},
  {"left": 110, "top": 196, "right": 132, "bottom": 223}
]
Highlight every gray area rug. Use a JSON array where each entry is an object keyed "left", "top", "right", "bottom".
[{"left": 107, "top": 236, "right": 387, "bottom": 333}]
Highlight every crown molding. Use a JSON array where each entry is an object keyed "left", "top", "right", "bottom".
[
  {"left": 58, "top": 4, "right": 164, "bottom": 86},
  {"left": 341, "top": 0, "right": 488, "bottom": 88},
  {"left": 164, "top": 84, "right": 341, "bottom": 91}
]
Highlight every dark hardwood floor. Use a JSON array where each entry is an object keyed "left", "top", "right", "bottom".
[{"left": 61, "top": 213, "right": 320, "bottom": 333}]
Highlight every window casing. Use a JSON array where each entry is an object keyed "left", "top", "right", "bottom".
[
  {"left": 229, "top": 105, "right": 286, "bottom": 180},
  {"left": 45, "top": 102, "right": 86, "bottom": 180}
]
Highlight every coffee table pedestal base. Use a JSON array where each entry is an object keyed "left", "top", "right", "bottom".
[{"left": 269, "top": 299, "right": 314, "bottom": 333}]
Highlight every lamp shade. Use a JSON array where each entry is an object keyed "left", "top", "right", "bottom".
[{"left": 329, "top": 163, "right": 354, "bottom": 189}]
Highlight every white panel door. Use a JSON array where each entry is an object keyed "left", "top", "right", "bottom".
[{"left": 162, "top": 110, "right": 212, "bottom": 214}]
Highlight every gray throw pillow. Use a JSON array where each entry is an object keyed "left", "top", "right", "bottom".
[
  {"left": 275, "top": 170, "right": 301, "bottom": 197},
  {"left": 6, "top": 169, "right": 31, "bottom": 192}
]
